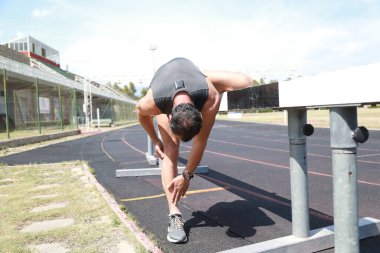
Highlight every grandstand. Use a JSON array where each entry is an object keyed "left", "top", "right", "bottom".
[{"left": 0, "top": 36, "right": 137, "bottom": 139}]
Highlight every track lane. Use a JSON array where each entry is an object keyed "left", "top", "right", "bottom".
[{"left": 1, "top": 121, "right": 379, "bottom": 252}]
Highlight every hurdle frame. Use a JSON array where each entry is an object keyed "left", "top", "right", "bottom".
[
  {"left": 116, "top": 125, "right": 209, "bottom": 177},
  {"left": 219, "top": 62, "right": 380, "bottom": 253}
]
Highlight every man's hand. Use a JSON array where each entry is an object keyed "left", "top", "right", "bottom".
[
  {"left": 167, "top": 175, "right": 190, "bottom": 205},
  {"left": 154, "top": 140, "right": 164, "bottom": 159}
]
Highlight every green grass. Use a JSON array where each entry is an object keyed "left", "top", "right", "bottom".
[
  {"left": 218, "top": 107, "right": 380, "bottom": 129},
  {"left": 0, "top": 162, "right": 149, "bottom": 253}
]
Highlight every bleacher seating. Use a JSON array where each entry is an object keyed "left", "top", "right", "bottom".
[
  {"left": 0, "top": 44, "right": 30, "bottom": 65},
  {"left": 33, "top": 58, "right": 77, "bottom": 80}
]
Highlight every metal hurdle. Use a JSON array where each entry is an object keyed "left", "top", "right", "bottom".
[
  {"left": 145, "top": 136, "right": 159, "bottom": 166},
  {"left": 116, "top": 124, "right": 209, "bottom": 177},
  {"left": 220, "top": 62, "right": 380, "bottom": 253}
]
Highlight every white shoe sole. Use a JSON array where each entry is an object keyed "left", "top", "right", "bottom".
[{"left": 167, "top": 234, "right": 188, "bottom": 243}]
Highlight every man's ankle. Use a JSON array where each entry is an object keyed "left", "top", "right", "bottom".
[{"left": 169, "top": 209, "right": 181, "bottom": 216}]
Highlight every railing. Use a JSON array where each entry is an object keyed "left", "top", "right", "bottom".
[{"left": 30, "top": 58, "right": 63, "bottom": 78}]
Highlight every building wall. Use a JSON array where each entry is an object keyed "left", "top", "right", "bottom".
[{"left": 4, "top": 36, "right": 60, "bottom": 66}]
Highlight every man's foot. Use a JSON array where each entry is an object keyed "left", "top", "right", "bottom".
[{"left": 167, "top": 213, "right": 187, "bottom": 243}]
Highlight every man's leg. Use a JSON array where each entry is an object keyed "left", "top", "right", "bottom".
[
  {"left": 156, "top": 114, "right": 187, "bottom": 243},
  {"left": 156, "top": 114, "right": 181, "bottom": 215}
]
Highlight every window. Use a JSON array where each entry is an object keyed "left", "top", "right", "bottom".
[
  {"left": 15, "top": 43, "right": 19, "bottom": 51},
  {"left": 24, "top": 42, "right": 28, "bottom": 51},
  {"left": 32, "top": 43, "right": 35, "bottom": 53},
  {"left": 20, "top": 42, "right": 23, "bottom": 51},
  {"left": 41, "top": 48, "right": 46, "bottom": 57}
]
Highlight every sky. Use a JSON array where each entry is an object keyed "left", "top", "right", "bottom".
[{"left": 1, "top": 0, "right": 380, "bottom": 93}]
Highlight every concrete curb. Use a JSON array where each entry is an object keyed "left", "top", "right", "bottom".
[
  {"left": 82, "top": 163, "right": 162, "bottom": 253},
  {"left": 0, "top": 130, "right": 81, "bottom": 150}
]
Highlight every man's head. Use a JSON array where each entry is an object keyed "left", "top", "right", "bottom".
[{"left": 170, "top": 103, "right": 202, "bottom": 142}]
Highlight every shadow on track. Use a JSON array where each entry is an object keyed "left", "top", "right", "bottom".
[
  {"left": 186, "top": 199, "right": 274, "bottom": 239},
  {"left": 179, "top": 154, "right": 334, "bottom": 241}
]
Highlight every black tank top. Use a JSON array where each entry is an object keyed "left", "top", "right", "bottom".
[{"left": 150, "top": 58, "right": 209, "bottom": 114}]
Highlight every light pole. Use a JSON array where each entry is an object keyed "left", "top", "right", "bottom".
[{"left": 149, "top": 44, "right": 157, "bottom": 74}]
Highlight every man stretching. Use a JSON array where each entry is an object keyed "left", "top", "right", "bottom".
[{"left": 136, "top": 57, "right": 252, "bottom": 243}]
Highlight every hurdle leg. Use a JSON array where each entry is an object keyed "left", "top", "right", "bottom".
[
  {"left": 218, "top": 106, "right": 380, "bottom": 253},
  {"left": 146, "top": 136, "right": 158, "bottom": 165},
  {"left": 288, "top": 109, "right": 310, "bottom": 238},
  {"left": 330, "top": 107, "right": 359, "bottom": 253}
]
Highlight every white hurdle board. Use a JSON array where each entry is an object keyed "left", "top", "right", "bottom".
[{"left": 279, "top": 62, "right": 380, "bottom": 108}]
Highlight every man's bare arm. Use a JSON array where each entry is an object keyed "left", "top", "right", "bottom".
[
  {"left": 184, "top": 124, "right": 212, "bottom": 175},
  {"left": 135, "top": 90, "right": 164, "bottom": 157},
  {"left": 184, "top": 93, "right": 220, "bottom": 176},
  {"left": 184, "top": 71, "right": 252, "bottom": 173},
  {"left": 168, "top": 90, "right": 220, "bottom": 205},
  {"left": 169, "top": 104, "right": 219, "bottom": 204}
]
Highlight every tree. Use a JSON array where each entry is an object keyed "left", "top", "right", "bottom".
[
  {"left": 140, "top": 87, "right": 149, "bottom": 98},
  {"left": 252, "top": 79, "right": 260, "bottom": 86},
  {"left": 123, "top": 82, "right": 137, "bottom": 98},
  {"left": 107, "top": 81, "right": 123, "bottom": 93}
]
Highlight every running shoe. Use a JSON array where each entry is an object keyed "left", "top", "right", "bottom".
[{"left": 167, "top": 213, "right": 187, "bottom": 243}]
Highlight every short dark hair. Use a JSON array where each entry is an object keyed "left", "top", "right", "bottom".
[{"left": 170, "top": 103, "right": 202, "bottom": 142}]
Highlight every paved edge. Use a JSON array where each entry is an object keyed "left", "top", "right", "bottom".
[
  {"left": 82, "top": 163, "right": 162, "bottom": 253},
  {"left": 0, "top": 130, "right": 81, "bottom": 149}
]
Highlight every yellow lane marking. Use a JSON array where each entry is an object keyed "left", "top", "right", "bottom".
[
  {"left": 120, "top": 193, "right": 166, "bottom": 202},
  {"left": 186, "top": 186, "right": 230, "bottom": 195},
  {"left": 119, "top": 186, "right": 229, "bottom": 202}
]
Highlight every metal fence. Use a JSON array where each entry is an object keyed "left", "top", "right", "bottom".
[{"left": 0, "top": 67, "right": 137, "bottom": 140}]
